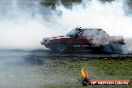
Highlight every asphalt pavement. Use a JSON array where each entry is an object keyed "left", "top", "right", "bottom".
[{"left": 30, "top": 49, "right": 132, "bottom": 58}]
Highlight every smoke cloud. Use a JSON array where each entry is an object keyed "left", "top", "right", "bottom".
[{"left": 0, "top": 0, "right": 132, "bottom": 50}]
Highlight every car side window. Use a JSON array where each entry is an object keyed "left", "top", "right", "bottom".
[
  {"left": 81, "top": 29, "right": 108, "bottom": 38},
  {"left": 77, "top": 31, "right": 83, "bottom": 38},
  {"left": 97, "top": 29, "right": 109, "bottom": 37}
]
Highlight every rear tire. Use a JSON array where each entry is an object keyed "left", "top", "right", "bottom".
[{"left": 102, "top": 43, "right": 127, "bottom": 54}]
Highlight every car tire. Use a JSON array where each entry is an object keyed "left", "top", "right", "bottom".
[
  {"left": 101, "top": 43, "right": 114, "bottom": 53},
  {"left": 56, "top": 44, "right": 66, "bottom": 52},
  {"left": 102, "top": 43, "right": 126, "bottom": 54},
  {"left": 110, "top": 44, "right": 128, "bottom": 54}
]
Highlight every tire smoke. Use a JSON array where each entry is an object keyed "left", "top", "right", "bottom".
[{"left": 0, "top": 0, "right": 132, "bottom": 51}]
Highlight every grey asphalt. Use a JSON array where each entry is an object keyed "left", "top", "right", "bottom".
[
  {"left": 30, "top": 49, "right": 132, "bottom": 58},
  {"left": 0, "top": 49, "right": 131, "bottom": 88}
]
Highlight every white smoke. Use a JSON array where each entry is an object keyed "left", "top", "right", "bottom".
[
  {"left": 55, "top": 0, "right": 132, "bottom": 37},
  {"left": 81, "top": 28, "right": 110, "bottom": 45},
  {"left": 0, "top": 0, "right": 63, "bottom": 49},
  {"left": 0, "top": 0, "right": 132, "bottom": 50},
  {"left": 54, "top": 0, "right": 132, "bottom": 50}
]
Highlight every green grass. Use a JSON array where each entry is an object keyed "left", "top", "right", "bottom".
[
  {"left": 38, "top": 57, "right": 132, "bottom": 88},
  {"left": 95, "top": 59, "right": 132, "bottom": 79}
]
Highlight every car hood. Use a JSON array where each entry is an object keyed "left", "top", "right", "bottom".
[
  {"left": 42, "top": 36, "right": 69, "bottom": 42},
  {"left": 46, "top": 36, "right": 69, "bottom": 40}
]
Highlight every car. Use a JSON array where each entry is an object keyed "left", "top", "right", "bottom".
[{"left": 41, "top": 27, "right": 126, "bottom": 54}]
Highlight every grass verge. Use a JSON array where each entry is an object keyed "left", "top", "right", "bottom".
[{"left": 38, "top": 57, "right": 132, "bottom": 88}]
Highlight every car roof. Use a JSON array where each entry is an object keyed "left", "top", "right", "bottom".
[
  {"left": 76, "top": 27, "right": 103, "bottom": 31},
  {"left": 83, "top": 28, "right": 102, "bottom": 30}
]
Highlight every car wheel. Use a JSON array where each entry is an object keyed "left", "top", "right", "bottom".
[
  {"left": 101, "top": 43, "right": 114, "bottom": 53},
  {"left": 102, "top": 43, "right": 126, "bottom": 54},
  {"left": 110, "top": 44, "right": 128, "bottom": 54},
  {"left": 56, "top": 44, "right": 66, "bottom": 52}
]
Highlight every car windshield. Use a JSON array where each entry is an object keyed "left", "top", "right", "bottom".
[{"left": 66, "top": 28, "right": 80, "bottom": 38}]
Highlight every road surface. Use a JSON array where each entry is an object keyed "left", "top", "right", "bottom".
[
  {"left": 0, "top": 49, "right": 131, "bottom": 88},
  {"left": 30, "top": 49, "right": 132, "bottom": 58}
]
